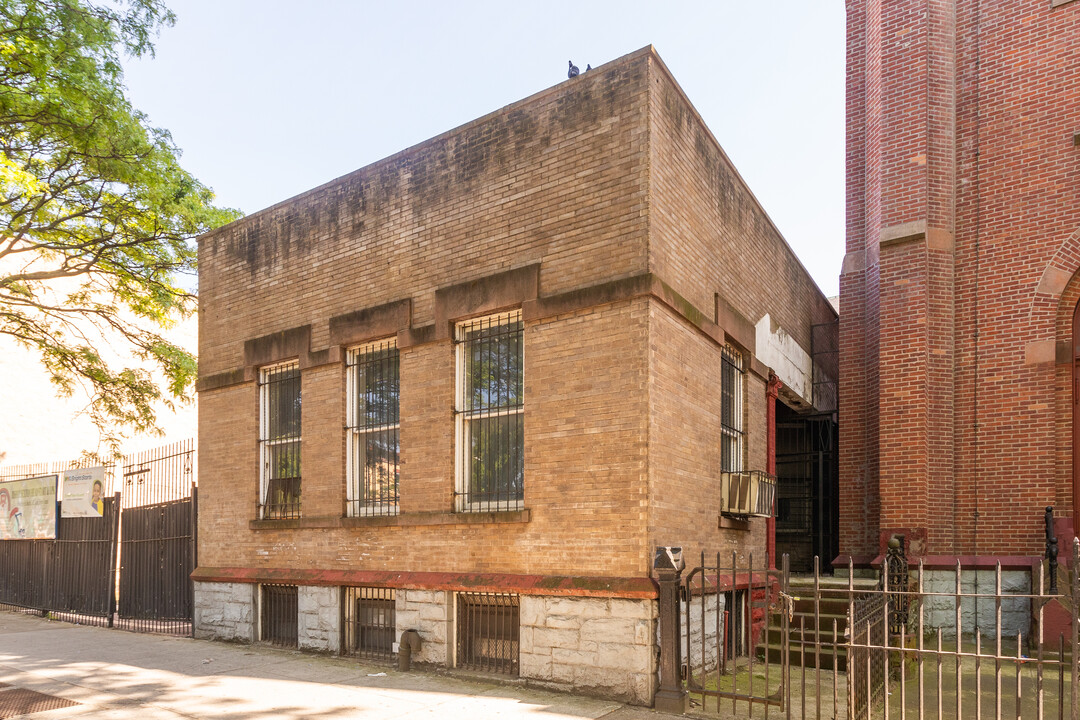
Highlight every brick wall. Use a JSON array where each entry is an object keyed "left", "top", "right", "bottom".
[
  {"left": 198, "top": 47, "right": 835, "bottom": 589},
  {"left": 647, "top": 57, "right": 837, "bottom": 357},
  {"left": 842, "top": 0, "right": 1080, "bottom": 559}
]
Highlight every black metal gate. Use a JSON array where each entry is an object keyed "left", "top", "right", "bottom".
[
  {"left": 776, "top": 409, "right": 839, "bottom": 574},
  {"left": 117, "top": 441, "right": 196, "bottom": 634},
  {"left": 0, "top": 493, "right": 120, "bottom": 626}
]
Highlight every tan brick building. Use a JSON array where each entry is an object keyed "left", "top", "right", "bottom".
[{"left": 194, "top": 47, "right": 836, "bottom": 704}]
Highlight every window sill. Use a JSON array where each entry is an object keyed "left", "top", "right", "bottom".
[
  {"left": 718, "top": 514, "right": 752, "bottom": 531},
  {"left": 250, "top": 508, "right": 530, "bottom": 531}
]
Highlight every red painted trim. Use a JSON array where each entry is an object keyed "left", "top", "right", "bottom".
[
  {"left": 191, "top": 566, "right": 659, "bottom": 599},
  {"left": 683, "top": 571, "right": 771, "bottom": 597}
]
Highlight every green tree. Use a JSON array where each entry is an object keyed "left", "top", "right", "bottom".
[{"left": 0, "top": 0, "right": 239, "bottom": 453}]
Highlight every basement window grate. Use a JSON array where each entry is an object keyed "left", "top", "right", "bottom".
[
  {"left": 260, "top": 584, "right": 298, "bottom": 648},
  {"left": 342, "top": 586, "right": 396, "bottom": 661},
  {"left": 456, "top": 592, "right": 519, "bottom": 675}
]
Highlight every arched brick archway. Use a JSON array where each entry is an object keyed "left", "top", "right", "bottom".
[{"left": 1055, "top": 255, "right": 1080, "bottom": 539}]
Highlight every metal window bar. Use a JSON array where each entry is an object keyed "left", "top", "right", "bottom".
[
  {"left": 346, "top": 341, "right": 400, "bottom": 516},
  {"left": 342, "top": 587, "right": 396, "bottom": 661},
  {"left": 260, "top": 584, "right": 298, "bottom": 648},
  {"left": 258, "top": 363, "right": 301, "bottom": 519},
  {"left": 456, "top": 592, "right": 519, "bottom": 675},
  {"left": 720, "top": 344, "right": 745, "bottom": 473},
  {"left": 117, "top": 440, "right": 196, "bottom": 636},
  {"left": 454, "top": 312, "right": 524, "bottom": 513}
]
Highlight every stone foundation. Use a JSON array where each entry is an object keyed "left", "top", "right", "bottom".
[
  {"left": 681, "top": 593, "right": 724, "bottom": 676},
  {"left": 519, "top": 595, "right": 656, "bottom": 706},
  {"left": 298, "top": 585, "right": 341, "bottom": 653},
  {"left": 922, "top": 569, "right": 1031, "bottom": 640},
  {"left": 395, "top": 589, "right": 450, "bottom": 665},
  {"left": 194, "top": 581, "right": 255, "bottom": 642}
]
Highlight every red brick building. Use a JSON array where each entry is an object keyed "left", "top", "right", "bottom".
[
  {"left": 194, "top": 47, "right": 837, "bottom": 703},
  {"left": 841, "top": 0, "right": 1080, "bottom": 576}
]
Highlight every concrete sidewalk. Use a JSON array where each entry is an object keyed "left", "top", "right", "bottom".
[{"left": 0, "top": 611, "right": 682, "bottom": 720}]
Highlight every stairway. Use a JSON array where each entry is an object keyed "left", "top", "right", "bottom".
[{"left": 762, "top": 575, "right": 879, "bottom": 671}]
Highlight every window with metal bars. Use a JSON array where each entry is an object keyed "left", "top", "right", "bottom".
[
  {"left": 720, "top": 345, "right": 745, "bottom": 473},
  {"left": 342, "top": 587, "right": 396, "bottom": 660},
  {"left": 258, "top": 363, "right": 301, "bottom": 519},
  {"left": 454, "top": 311, "right": 524, "bottom": 512},
  {"left": 455, "top": 592, "right": 519, "bottom": 675},
  {"left": 346, "top": 340, "right": 400, "bottom": 516},
  {"left": 260, "top": 584, "right": 298, "bottom": 647}
]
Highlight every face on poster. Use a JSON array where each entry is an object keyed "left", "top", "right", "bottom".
[
  {"left": 0, "top": 475, "right": 58, "bottom": 540},
  {"left": 61, "top": 467, "right": 106, "bottom": 518}
]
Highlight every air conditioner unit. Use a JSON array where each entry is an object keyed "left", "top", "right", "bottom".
[{"left": 720, "top": 470, "right": 776, "bottom": 518}]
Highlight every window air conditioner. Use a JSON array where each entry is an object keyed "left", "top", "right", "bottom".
[{"left": 720, "top": 470, "right": 776, "bottom": 518}]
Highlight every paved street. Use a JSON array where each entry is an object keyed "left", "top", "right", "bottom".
[{"left": 0, "top": 611, "right": 682, "bottom": 720}]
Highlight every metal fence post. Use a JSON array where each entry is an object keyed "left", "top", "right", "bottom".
[
  {"left": 654, "top": 546, "right": 686, "bottom": 714},
  {"left": 106, "top": 492, "right": 121, "bottom": 627}
]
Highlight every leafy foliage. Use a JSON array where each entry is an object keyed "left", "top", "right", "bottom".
[{"left": 0, "top": 0, "right": 239, "bottom": 453}]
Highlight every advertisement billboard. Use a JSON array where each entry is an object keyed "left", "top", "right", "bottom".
[
  {"left": 0, "top": 475, "right": 58, "bottom": 540},
  {"left": 61, "top": 467, "right": 106, "bottom": 518}
]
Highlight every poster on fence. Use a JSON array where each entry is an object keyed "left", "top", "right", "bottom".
[
  {"left": 0, "top": 475, "right": 58, "bottom": 540},
  {"left": 61, "top": 467, "right": 106, "bottom": 518}
]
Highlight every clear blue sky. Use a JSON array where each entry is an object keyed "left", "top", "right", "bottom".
[{"left": 122, "top": 1, "right": 846, "bottom": 297}]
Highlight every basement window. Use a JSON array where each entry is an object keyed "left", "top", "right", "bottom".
[
  {"left": 342, "top": 587, "right": 396, "bottom": 661},
  {"left": 456, "top": 592, "right": 519, "bottom": 675},
  {"left": 260, "top": 584, "right": 298, "bottom": 648}
]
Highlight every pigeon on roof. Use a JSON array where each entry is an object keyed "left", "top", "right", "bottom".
[
  {"left": 568, "top": 61, "right": 580, "bottom": 78},
  {"left": 586, "top": 64, "right": 592, "bottom": 72}
]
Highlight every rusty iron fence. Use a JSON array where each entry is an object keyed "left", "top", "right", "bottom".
[
  {"left": 0, "top": 440, "right": 196, "bottom": 635},
  {"left": 656, "top": 547, "right": 792, "bottom": 716},
  {"left": 657, "top": 539, "right": 1080, "bottom": 719},
  {"left": 849, "top": 586, "right": 887, "bottom": 720}
]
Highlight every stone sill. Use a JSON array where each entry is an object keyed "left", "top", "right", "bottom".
[{"left": 249, "top": 508, "right": 530, "bottom": 530}]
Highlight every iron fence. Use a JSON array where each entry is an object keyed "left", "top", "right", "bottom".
[
  {"left": 117, "top": 440, "right": 196, "bottom": 635},
  {"left": 0, "top": 440, "right": 195, "bottom": 636},
  {"left": 657, "top": 540, "right": 1080, "bottom": 719},
  {"left": 675, "top": 551, "right": 789, "bottom": 716},
  {"left": 0, "top": 494, "right": 119, "bottom": 627}
]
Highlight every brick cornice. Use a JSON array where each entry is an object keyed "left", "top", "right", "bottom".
[{"left": 199, "top": 269, "right": 772, "bottom": 391}]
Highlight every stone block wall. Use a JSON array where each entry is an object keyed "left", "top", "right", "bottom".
[
  {"left": 396, "top": 589, "right": 450, "bottom": 665},
  {"left": 298, "top": 585, "right": 341, "bottom": 653},
  {"left": 194, "top": 581, "right": 255, "bottom": 642},
  {"left": 922, "top": 569, "right": 1032, "bottom": 640},
  {"left": 681, "top": 593, "right": 724, "bottom": 676},
  {"left": 519, "top": 595, "right": 656, "bottom": 706}
]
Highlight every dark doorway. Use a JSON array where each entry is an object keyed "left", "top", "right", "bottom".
[{"left": 775, "top": 404, "right": 839, "bottom": 573}]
